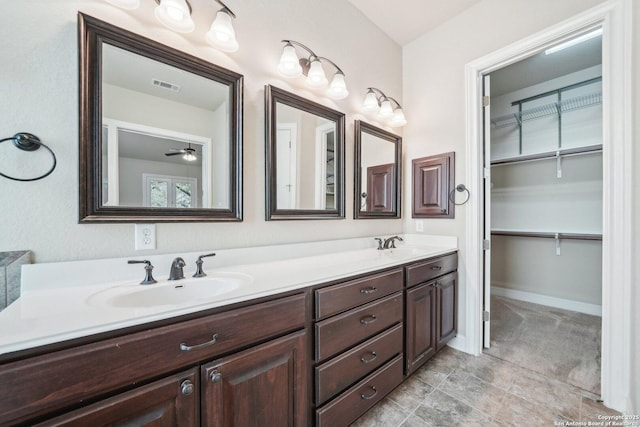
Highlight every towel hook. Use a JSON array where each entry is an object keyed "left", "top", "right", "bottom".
[{"left": 0, "top": 133, "right": 57, "bottom": 182}]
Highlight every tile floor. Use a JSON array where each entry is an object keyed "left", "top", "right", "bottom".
[{"left": 351, "top": 347, "right": 619, "bottom": 426}]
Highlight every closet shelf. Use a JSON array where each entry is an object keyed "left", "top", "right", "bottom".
[
  {"left": 491, "top": 230, "right": 602, "bottom": 241},
  {"left": 491, "top": 144, "right": 602, "bottom": 166},
  {"left": 491, "top": 91, "right": 602, "bottom": 128}
]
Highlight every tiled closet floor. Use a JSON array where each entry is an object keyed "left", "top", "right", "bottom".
[{"left": 351, "top": 297, "right": 621, "bottom": 426}]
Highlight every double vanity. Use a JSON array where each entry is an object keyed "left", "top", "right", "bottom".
[{"left": 0, "top": 235, "right": 457, "bottom": 426}]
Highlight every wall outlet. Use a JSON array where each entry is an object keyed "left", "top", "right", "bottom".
[
  {"left": 415, "top": 220, "right": 424, "bottom": 232},
  {"left": 135, "top": 224, "right": 156, "bottom": 250}
]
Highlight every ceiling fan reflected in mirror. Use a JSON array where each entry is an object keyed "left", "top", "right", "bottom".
[{"left": 165, "top": 143, "right": 197, "bottom": 161}]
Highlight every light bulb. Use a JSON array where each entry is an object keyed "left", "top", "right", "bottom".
[
  {"left": 328, "top": 72, "right": 348, "bottom": 100},
  {"left": 390, "top": 108, "right": 407, "bottom": 127},
  {"left": 154, "top": 0, "right": 195, "bottom": 33},
  {"left": 378, "top": 99, "right": 393, "bottom": 119},
  {"left": 183, "top": 152, "right": 197, "bottom": 161},
  {"left": 362, "top": 90, "right": 379, "bottom": 113},
  {"left": 278, "top": 44, "right": 302, "bottom": 78},
  {"left": 105, "top": 0, "right": 140, "bottom": 9},
  {"left": 205, "top": 10, "right": 239, "bottom": 52},
  {"left": 306, "top": 59, "right": 328, "bottom": 88}
]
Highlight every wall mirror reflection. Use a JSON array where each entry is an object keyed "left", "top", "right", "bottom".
[
  {"left": 354, "top": 120, "right": 402, "bottom": 219},
  {"left": 79, "top": 13, "right": 243, "bottom": 222},
  {"left": 265, "top": 85, "right": 345, "bottom": 220}
]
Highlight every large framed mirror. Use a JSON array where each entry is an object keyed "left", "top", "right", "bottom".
[
  {"left": 354, "top": 120, "right": 402, "bottom": 219},
  {"left": 79, "top": 13, "right": 243, "bottom": 222},
  {"left": 265, "top": 85, "right": 345, "bottom": 220}
]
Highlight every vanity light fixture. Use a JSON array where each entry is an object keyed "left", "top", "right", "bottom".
[
  {"left": 205, "top": 0, "right": 239, "bottom": 52},
  {"left": 103, "top": 0, "right": 240, "bottom": 53},
  {"left": 154, "top": 0, "right": 195, "bottom": 33},
  {"left": 277, "top": 40, "right": 349, "bottom": 100},
  {"left": 361, "top": 87, "right": 407, "bottom": 127}
]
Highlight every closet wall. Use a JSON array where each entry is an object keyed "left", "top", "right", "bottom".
[{"left": 490, "top": 65, "right": 603, "bottom": 313}]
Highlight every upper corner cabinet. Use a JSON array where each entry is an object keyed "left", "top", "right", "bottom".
[
  {"left": 78, "top": 13, "right": 244, "bottom": 223},
  {"left": 354, "top": 120, "right": 402, "bottom": 219},
  {"left": 264, "top": 85, "right": 345, "bottom": 220}
]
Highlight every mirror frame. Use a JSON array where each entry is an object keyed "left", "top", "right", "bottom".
[
  {"left": 78, "top": 13, "right": 243, "bottom": 222},
  {"left": 354, "top": 120, "right": 402, "bottom": 219},
  {"left": 265, "top": 85, "right": 345, "bottom": 220}
]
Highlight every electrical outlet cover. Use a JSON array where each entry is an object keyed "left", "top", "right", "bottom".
[
  {"left": 415, "top": 220, "right": 424, "bottom": 232},
  {"left": 135, "top": 224, "right": 156, "bottom": 250}
]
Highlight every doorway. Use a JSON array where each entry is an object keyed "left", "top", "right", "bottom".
[
  {"left": 482, "top": 30, "right": 603, "bottom": 394},
  {"left": 464, "top": 0, "right": 633, "bottom": 412}
]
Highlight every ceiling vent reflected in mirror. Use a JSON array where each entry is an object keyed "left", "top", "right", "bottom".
[{"left": 152, "top": 78, "right": 181, "bottom": 93}]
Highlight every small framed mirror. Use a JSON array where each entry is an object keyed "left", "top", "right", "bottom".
[
  {"left": 265, "top": 85, "right": 345, "bottom": 220},
  {"left": 79, "top": 13, "right": 243, "bottom": 222},
  {"left": 354, "top": 120, "right": 402, "bottom": 219}
]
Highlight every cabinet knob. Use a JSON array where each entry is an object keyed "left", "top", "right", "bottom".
[
  {"left": 360, "top": 286, "right": 377, "bottom": 294},
  {"left": 180, "top": 380, "right": 194, "bottom": 396},
  {"left": 360, "top": 351, "right": 377, "bottom": 364},
  {"left": 210, "top": 370, "right": 223, "bottom": 383},
  {"left": 430, "top": 265, "right": 443, "bottom": 271}
]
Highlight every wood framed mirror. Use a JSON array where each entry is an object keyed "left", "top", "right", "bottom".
[
  {"left": 265, "top": 85, "right": 345, "bottom": 220},
  {"left": 79, "top": 13, "right": 243, "bottom": 222},
  {"left": 354, "top": 120, "right": 402, "bottom": 219}
]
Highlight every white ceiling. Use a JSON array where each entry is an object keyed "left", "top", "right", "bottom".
[{"left": 348, "top": 0, "right": 483, "bottom": 46}]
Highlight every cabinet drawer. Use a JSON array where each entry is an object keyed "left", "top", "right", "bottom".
[
  {"left": 315, "top": 324, "right": 402, "bottom": 405},
  {"left": 315, "top": 268, "right": 403, "bottom": 320},
  {"left": 316, "top": 355, "right": 403, "bottom": 427},
  {"left": 406, "top": 252, "right": 458, "bottom": 287},
  {"left": 315, "top": 292, "right": 402, "bottom": 362},
  {"left": 0, "top": 293, "right": 306, "bottom": 426}
]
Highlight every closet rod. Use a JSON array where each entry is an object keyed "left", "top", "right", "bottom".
[
  {"left": 490, "top": 144, "right": 602, "bottom": 166},
  {"left": 510, "top": 76, "right": 602, "bottom": 106},
  {"left": 491, "top": 230, "right": 602, "bottom": 241}
]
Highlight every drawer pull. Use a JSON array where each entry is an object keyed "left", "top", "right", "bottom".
[
  {"left": 360, "top": 286, "right": 377, "bottom": 294},
  {"left": 360, "top": 351, "right": 377, "bottom": 364},
  {"left": 431, "top": 265, "right": 443, "bottom": 271},
  {"left": 180, "top": 380, "right": 194, "bottom": 396},
  {"left": 179, "top": 333, "right": 218, "bottom": 351},
  {"left": 210, "top": 370, "right": 223, "bottom": 383},
  {"left": 360, "top": 314, "right": 377, "bottom": 325},
  {"left": 361, "top": 386, "right": 377, "bottom": 400}
]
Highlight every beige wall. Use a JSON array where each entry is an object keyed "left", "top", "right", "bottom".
[
  {"left": 0, "top": 0, "right": 402, "bottom": 263},
  {"left": 632, "top": 1, "right": 639, "bottom": 415}
]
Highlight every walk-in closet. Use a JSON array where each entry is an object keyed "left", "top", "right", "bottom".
[{"left": 485, "top": 31, "right": 603, "bottom": 395}]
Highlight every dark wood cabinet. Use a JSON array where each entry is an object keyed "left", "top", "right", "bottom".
[
  {"left": 404, "top": 253, "right": 458, "bottom": 375},
  {"left": 201, "top": 330, "right": 307, "bottom": 427},
  {"left": 412, "top": 152, "right": 455, "bottom": 218},
  {"left": 36, "top": 369, "right": 199, "bottom": 426},
  {"left": 366, "top": 163, "right": 395, "bottom": 212}
]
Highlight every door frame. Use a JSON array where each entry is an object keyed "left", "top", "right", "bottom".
[{"left": 463, "top": 0, "right": 632, "bottom": 412}]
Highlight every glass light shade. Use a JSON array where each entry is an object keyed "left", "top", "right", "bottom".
[
  {"left": 306, "top": 60, "right": 328, "bottom": 88},
  {"left": 390, "top": 108, "right": 407, "bottom": 127},
  {"left": 205, "top": 10, "right": 239, "bottom": 52},
  {"left": 328, "top": 72, "right": 348, "bottom": 100},
  {"left": 362, "top": 90, "right": 379, "bottom": 113},
  {"left": 278, "top": 44, "right": 302, "bottom": 78},
  {"left": 105, "top": 0, "right": 140, "bottom": 9},
  {"left": 154, "top": 0, "right": 195, "bottom": 33},
  {"left": 183, "top": 152, "right": 197, "bottom": 161},
  {"left": 378, "top": 99, "right": 393, "bottom": 119}
]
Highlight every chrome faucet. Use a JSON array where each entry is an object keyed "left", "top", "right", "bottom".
[
  {"left": 383, "top": 236, "right": 403, "bottom": 249},
  {"left": 168, "top": 257, "right": 186, "bottom": 280}
]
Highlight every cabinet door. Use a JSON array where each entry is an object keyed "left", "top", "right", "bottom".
[
  {"left": 38, "top": 369, "right": 198, "bottom": 426},
  {"left": 436, "top": 272, "right": 457, "bottom": 349},
  {"left": 405, "top": 282, "right": 436, "bottom": 374},
  {"left": 412, "top": 152, "right": 455, "bottom": 218},
  {"left": 201, "top": 330, "right": 307, "bottom": 427}
]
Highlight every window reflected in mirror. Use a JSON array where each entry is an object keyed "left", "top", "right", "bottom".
[{"left": 354, "top": 120, "right": 402, "bottom": 219}]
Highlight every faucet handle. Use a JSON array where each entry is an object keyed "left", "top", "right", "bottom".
[
  {"left": 128, "top": 260, "right": 157, "bottom": 285},
  {"left": 374, "top": 238, "right": 384, "bottom": 251},
  {"left": 193, "top": 253, "right": 216, "bottom": 278}
]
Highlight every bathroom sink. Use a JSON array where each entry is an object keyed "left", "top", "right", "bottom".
[{"left": 87, "top": 273, "right": 251, "bottom": 309}]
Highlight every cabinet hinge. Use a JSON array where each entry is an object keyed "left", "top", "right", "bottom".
[
  {"left": 482, "top": 96, "right": 490, "bottom": 107},
  {"left": 483, "top": 240, "right": 491, "bottom": 250},
  {"left": 483, "top": 311, "right": 490, "bottom": 321}
]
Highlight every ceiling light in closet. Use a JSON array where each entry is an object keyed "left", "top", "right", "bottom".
[
  {"left": 103, "top": 0, "right": 240, "bottom": 53},
  {"left": 277, "top": 40, "right": 349, "bottom": 100},
  {"left": 545, "top": 28, "right": 602, "bottom": 55},
  {"left": 361, "top": 87, "right": 407, "bottom": 127}
]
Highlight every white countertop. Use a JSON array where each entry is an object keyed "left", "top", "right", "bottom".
[{"left": 0, "top": 234, "right": 457, "bottom": 356}]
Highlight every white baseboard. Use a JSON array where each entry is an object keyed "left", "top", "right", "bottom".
[
  {"left": 491, "top": 286, "right": 602, "bottom": 317},
  {"left": 446, "top": 334, "right": 470, "bottom": 354}
]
